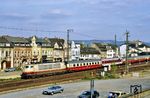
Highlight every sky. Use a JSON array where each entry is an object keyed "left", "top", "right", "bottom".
[{"left": 0, "top": 0, "right": 150, "bottom": 42}]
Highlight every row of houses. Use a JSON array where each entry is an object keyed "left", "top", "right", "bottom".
[
  {"left": 72, "top": 40, "right": 150, "bottom": 60},
  {"left": 0, "top": 35, "right": 68, "bottom": 70},
  {"left": 0, "top": 35, "right": 150, "bottom": 70},
  {"left": 0, "top": 35, "right": 117, "bottom": 70},
  {"left": 120, "top": 40, "right": 150, "bottom": 57}
]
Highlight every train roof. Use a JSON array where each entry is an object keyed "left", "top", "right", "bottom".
[
  {"left": 67, "top": 59, "right": 100, "bottom": 64},
  {"left": 25, "top": 62, "right": 63, "bottom": 66},
  {"left": 122, "top": 55, "right": 150, "bottom": 59},
  {"left": 102, "top": 58, "right": 121, "bottom": 61}
]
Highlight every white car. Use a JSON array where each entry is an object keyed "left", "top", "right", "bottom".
[{"left": 108, "top": 91, "right": 127, "bottom": 98}]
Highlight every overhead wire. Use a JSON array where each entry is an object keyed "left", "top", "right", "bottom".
[
  {"left": 0, "top": 26, "right": 66, "bottom": 33},
  {"left": 0, "top": 26, "right": 100, "bottom": 40}
]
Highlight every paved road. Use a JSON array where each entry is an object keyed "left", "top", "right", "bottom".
[{"left": 0, "top": 76, "right": 149, "bottom": 98}]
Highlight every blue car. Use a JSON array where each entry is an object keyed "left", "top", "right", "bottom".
[
  {"left": 78, "top": 90, "right": 100, "bottom": 98},
  {"left": 42, "top": 86, "right": 64, "bottom": 95}
]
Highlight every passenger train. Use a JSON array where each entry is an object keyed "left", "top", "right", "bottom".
[{"left": 21, "top": 55, "right": 150, "bottom": 79}]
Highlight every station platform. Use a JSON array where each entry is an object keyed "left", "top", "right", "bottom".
[{"left": 0, "top": 71, "right": 21, "bottom": 79}]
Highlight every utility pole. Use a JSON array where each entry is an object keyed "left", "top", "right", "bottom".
[
  {"left": 115, "top": 34, "right": 117, "bottom": 47},
  {"left": 125, "top": 31, "right": 129, "bottom": 74},
  {"left": 114, "top": 34, "right": 117, "bottom": 57},
  {"left": 67, "top": 29, "right": 73, "bottom": 64}
]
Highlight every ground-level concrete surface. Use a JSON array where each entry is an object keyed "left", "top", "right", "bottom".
[{"left": 0, "top": 74, "right": 149, "bottom": 98}]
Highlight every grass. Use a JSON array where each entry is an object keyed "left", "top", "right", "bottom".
[
  {"left": 0, "top": 77, "right": 21, "bottom": 82},
  {"left": 103, "top": 72, "right": 119, "bottom": 79}
]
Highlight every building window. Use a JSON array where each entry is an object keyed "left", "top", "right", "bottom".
[{"left": 6, "top": 51, "right": 8, "bottom": 56}]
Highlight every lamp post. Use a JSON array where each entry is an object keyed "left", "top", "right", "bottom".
[{"left": 90, "top": 72, "right": 94, "bottom": 98}]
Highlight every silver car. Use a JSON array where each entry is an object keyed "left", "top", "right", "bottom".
[
  {"left": 4, "top": 68, "right": 16, "bottom": 72},
  {"left": 42, "top": 86, "right": 64, "bottom": 95}
]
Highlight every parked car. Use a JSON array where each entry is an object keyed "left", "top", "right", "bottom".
[
  {"left": 108, "top": 91, "right": 127, "bottom": 98},
  {"left": 4, "top": 68, "right": 16, "bottom": 72},
  {"left": 78, "top": 90, "right": 100, "bottom": 98},
  {"left": 42, "top": 85, "right": 64, "bottom": 95}
]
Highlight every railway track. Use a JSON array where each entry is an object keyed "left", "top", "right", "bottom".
[
  {"left": 0, "top": 63, "right": 149, "bottom": 94},
  {"left": 117, "top": 62, "right": 150, "bottom": 73},
  {"left": 0, "top": 69, "right": 96, "bottom": 93}
]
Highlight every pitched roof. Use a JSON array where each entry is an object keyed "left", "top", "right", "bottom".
[
  {"left": 128, "top": 41, "right": 150, "bottom": 48},
  {"left": 0, "top": 36, "right": 9, "bottom": 43},
  {"left": 94, "top": 43, "right": 107, "bottom": 52},
  {"left": 3, "top": 35, "right": 29, "bottom": 43},
  {"left": 47, "top": 38, "right": 64, "bottom": 47},
  {"left": 0, "top": 36, "right": 13, "bottom": 48},
  {"left": 81, "top": 47, "right": 100, "bottom": 54},
  {"left": 36, "top": 37, "right": 47, "bottom": 43},
  {"left": 107, "top": 43, "right": 117, "bottom": 50}
]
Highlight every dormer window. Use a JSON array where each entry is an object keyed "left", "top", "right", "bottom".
[
  {"left": 54, "top": 42, "right": 59, "bottom": 48},
  {"left": 6, "top": 43, "right": 10, "bottom": 46}
]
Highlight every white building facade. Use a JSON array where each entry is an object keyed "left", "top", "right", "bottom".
[
  {"left": 106, "top": 46, "right": 116, "bottom": 58},
  {"left": 70, "top": 41, "right": 80, "bottom": 60}
]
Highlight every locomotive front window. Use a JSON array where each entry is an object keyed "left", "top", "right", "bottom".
[{"left": 25, "top": 66, "right": 29, "bottom": 68}]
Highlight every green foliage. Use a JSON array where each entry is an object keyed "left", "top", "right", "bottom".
[
  {"left": 0, "top": 77, "right": 21, "bottom": 82},
  {"left": 104, "top": 72, "right": 117, "bottom": 79},
  {"left": 82, "top": 71, "right": 98, "bottom": 80},
  {"left": 80, "top": 43, "right": 85, "bottom": 48},
  {"left": 111, "top": 64, "right": 118, "bottom": 74},
  {"left": 14, "top": 66, "right": 22, "bottom": 71}
]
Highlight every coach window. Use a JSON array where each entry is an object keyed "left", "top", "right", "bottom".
[
  {"left": 80, "top": 63, "right": 82, "bottom": 66},
  {"left": 31, "top": 66, "right": 33, "bottom": 68},
  {"left": 84, "top": 63, "right": 85, "bottom": 66},
  {"left": 92, "top": 62, "right": 94, "bottom": 64},
  {"left": 77, "top": 64, "right": 79, "bottom": 66},
  {"left": 73, "top": 64, "right": 75, "bottom": 67},
  {"left": 95, "top": 62, "right": 97, "bottom": 64}
]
